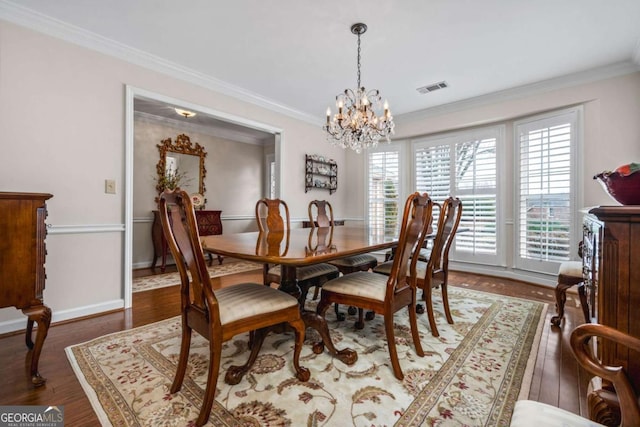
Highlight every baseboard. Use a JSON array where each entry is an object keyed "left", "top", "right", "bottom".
[{"left": 0, "top": 299, "right": 125, "bottom": 334}]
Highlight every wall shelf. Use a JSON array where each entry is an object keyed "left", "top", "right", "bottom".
[{"left": 305, "top": 154, "right": 337, "bottom": 194}]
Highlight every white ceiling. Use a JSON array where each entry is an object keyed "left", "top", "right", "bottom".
[{"left": 4, "top": 0, "right": 640, "bottom": 122}]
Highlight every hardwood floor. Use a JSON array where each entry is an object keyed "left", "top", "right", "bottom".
[{"left": 0, "top": 268, "right": 589, "bottom": 425}]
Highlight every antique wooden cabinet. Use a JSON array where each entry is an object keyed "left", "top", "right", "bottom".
[
  {"left": 0, "top": 192, "right": 53, "bottom": 386},
  {"left": 584, "top": 206, "right": 640, "bottom": 421},
  {"left": 151, "top": 209, "right": 223, "bottom": 271}
]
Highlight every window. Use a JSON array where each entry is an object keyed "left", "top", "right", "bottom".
[
  {"left": 413, "top": 127, "right": 502, "bottom": 265},
  {"left": 365, "top": 107, "right": 581, "bottom": 280},
  {"left": 265, "top": 153, "right": 276, "bottom": 198},
  {"left": 366, "top": 145, "right": 402, "bottom": 238},
  {"left": 515, "top": 108, "right": 580, "bottom": 274}
]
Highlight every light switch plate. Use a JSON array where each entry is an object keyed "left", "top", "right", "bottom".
[{"left": 105, "top": 179, "right": 116, "bottom": 194}]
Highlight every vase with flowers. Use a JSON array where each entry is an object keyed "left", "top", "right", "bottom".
[{"left": 156, "top": 167, "right": 191, "bottom": 193}]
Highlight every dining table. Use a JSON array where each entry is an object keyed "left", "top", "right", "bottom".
[{"left": 201, "top": 225, "right": 398, "bottom": 365}]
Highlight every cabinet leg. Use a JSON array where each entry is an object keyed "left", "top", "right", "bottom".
[
  {"left": 577, "top": 283, "right": 591, "bottom": 324},
  {"left": 22, "top": 305, "right": 51, "bottom": 386}
]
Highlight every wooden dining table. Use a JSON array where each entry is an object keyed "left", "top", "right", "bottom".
[{"left": 201, "top": 226, "right": 398, "bottom": 365}]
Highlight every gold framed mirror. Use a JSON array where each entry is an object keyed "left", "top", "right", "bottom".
[{"left": 156, "top": 134, "right": 207, "bottom": 205}]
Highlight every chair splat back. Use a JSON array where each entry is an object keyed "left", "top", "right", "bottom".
[
  {"left": 387, "top": 192, "right": 433, "bottom": 297},
  {"left": 429, "top": 197, "right": 462, "bottom": 273},
  {"left": 256, "top": 198, "right": 290, "bottom": 233},
  {"left": 308, "top": 200, "right": 334, "bottom": 228},
  {"left": 158, "top": 189, "right": 217, "bottom": 319}
]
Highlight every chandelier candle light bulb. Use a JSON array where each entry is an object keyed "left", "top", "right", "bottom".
[{"left": 324, "top": 23, "right": 395, "bottom": 153}]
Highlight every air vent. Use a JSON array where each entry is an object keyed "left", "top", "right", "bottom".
[{"left": 416, "top": 81, "right": 449, "bottom": 94}]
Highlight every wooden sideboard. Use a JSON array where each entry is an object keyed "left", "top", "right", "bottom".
[
  {"left": 583, "top": 206, "right": 640, "bottom": 423},
  {"left": 0, "top": 192, "right": 53, "bottom": 386},
  {"left": 152, "top": 209, "right": 223, "bottom": 271}
]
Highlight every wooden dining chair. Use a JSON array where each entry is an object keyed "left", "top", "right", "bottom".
[
  {"left": 308, "top": 200, "right": 379, "bottom": 321},
  {"left": 373, "top": 197, "right": 462, "bottom": 337},
  {"left": 255, "top": 198, "right": 340, "bottom": 306},
  {"left": 309, "top": 200, "right": 379, "bottom": 274},
  {"left": 414, "top": 197, "right": 462, "bottom": 336},
  {"left": 159, "top": 189, "right": 309, "bottom": 426},
  {"left": 315, "top": 192, "right": 433, "bottom": 380}
]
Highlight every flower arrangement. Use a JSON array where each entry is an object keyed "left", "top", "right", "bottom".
[{"left": 158, "top": 167, "right": 190, "bottom": 191}]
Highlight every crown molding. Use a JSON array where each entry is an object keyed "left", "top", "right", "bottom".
[
  {"left": 396, "top": 60, "right": 640, "bottom": 123},
  {"left": 0, "top": 0, "right": 322, "bottom": 126},
  {"left": 134, "top": 111, "right": 271, "bottom": 145}
]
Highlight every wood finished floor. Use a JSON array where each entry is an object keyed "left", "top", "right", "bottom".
[{"left": 0, "top": 267, "right": 590, "bottom": 425}]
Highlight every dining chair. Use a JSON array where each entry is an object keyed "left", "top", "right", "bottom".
[
  {"left": 374, "top": 197, "right": 462, "bottom": 337},
  {"left": 510, "top": 323, "right": 640, "bottom": 427},
  {"left": 309, "top": 200, "right": 379, "bottom": 274},
  {"left": 315, "top": 192, "right": 433, "bottom": 380},
  {"left": 255, "top": 198, "right": 340, "bottom": 307},
  {"left": 159, "top": 189, "right": 310, "bottom": 426},
  {"left": 415, "top": 197, "right": 462, "bottom": 336},
  {"left": 308, "top": 200, "right": 379, "bottom": 322},
  {"left": 550, "top": 241, "right": 590, "bottom": 327}
]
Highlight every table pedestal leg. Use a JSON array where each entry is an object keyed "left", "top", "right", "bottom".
[{"left": 278, "top": 265, "right": 357, "bottom": 366}]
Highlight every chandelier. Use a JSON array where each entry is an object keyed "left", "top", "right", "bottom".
[{"left": 324, "top": 23, "right": 394, "bottom": 153}]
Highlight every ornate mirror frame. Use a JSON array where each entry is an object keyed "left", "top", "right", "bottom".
[{"left": 156, "top": 134, "right": 207, "bottom": 203}]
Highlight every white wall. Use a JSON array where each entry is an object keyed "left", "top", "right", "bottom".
[{"left": 0, "top": 20, "right": 347, "bottom": 331}]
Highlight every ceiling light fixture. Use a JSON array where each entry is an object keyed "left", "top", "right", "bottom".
[
  {"left": 324, "top": 23, "right": 394, "bottom": 153},
  {"left": 174, "top": 108, "right": 196, "bottom": 118}
]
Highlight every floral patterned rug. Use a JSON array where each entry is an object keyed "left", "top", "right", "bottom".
[
  {"left": 66, "top": 287, "right": 546, "bottom": 426},
  {"left": 133, "top": 261, "right": 262, "bottom": 292}
]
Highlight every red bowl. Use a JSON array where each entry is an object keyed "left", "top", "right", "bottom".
[{"left": 594, "top": 171, "right": 640, "bottom": 205}]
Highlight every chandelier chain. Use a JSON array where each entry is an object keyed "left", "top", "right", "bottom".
[{"left": 356, "top": 32, "right": 361, "bottom": 89}]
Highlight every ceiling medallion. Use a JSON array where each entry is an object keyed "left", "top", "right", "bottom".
[{"left": 324, "top": 23, "right": 394, "bottom": 153}]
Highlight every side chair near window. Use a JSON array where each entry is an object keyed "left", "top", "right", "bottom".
[
  {"left": 315, "top": 192, "right": 433, "bottom": 380},
  {"left": 308, "top": 199, "right": 379, "bottom": 322},
  {"left": 510, "top": 323, "right": 640, "bottom": 427},
  {"left": 159, "top": 189, "right": 310, "bottom": 426},
  {"left": 374, "top": 196, "right": 462, "bottom": 337},
  {"left": 255, "top": 198, "right": 340, "bottom": 305},
  {"left": 550, "top": 242, "right": 591, "bottom": 327}
]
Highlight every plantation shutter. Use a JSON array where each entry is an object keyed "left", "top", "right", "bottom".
[
  {"left": 454, "top": 137, "right": 498, "bottom": 257},
  {"left": 414, "top": 144, "right": 451, "bottom": 228},
  {"left": 367, "top": 148, "right": 401, "bottom": 237},
  {"left": 413, "top": 127, "right": 501, "bottom": 265},
  {"left": 516, "top": 109, "right": 578, "bottom": 273}
]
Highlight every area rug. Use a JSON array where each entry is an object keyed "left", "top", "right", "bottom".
[
  {"left": 66, "top": 287, "right": 546, "bottom": 426},
  {"left": 133, "top": 261, "right": 262, "bottom": 292}
]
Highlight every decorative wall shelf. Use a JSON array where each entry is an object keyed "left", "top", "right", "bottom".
[{"left": 305, "top": 154, "right": 337, "bottom": 194}]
